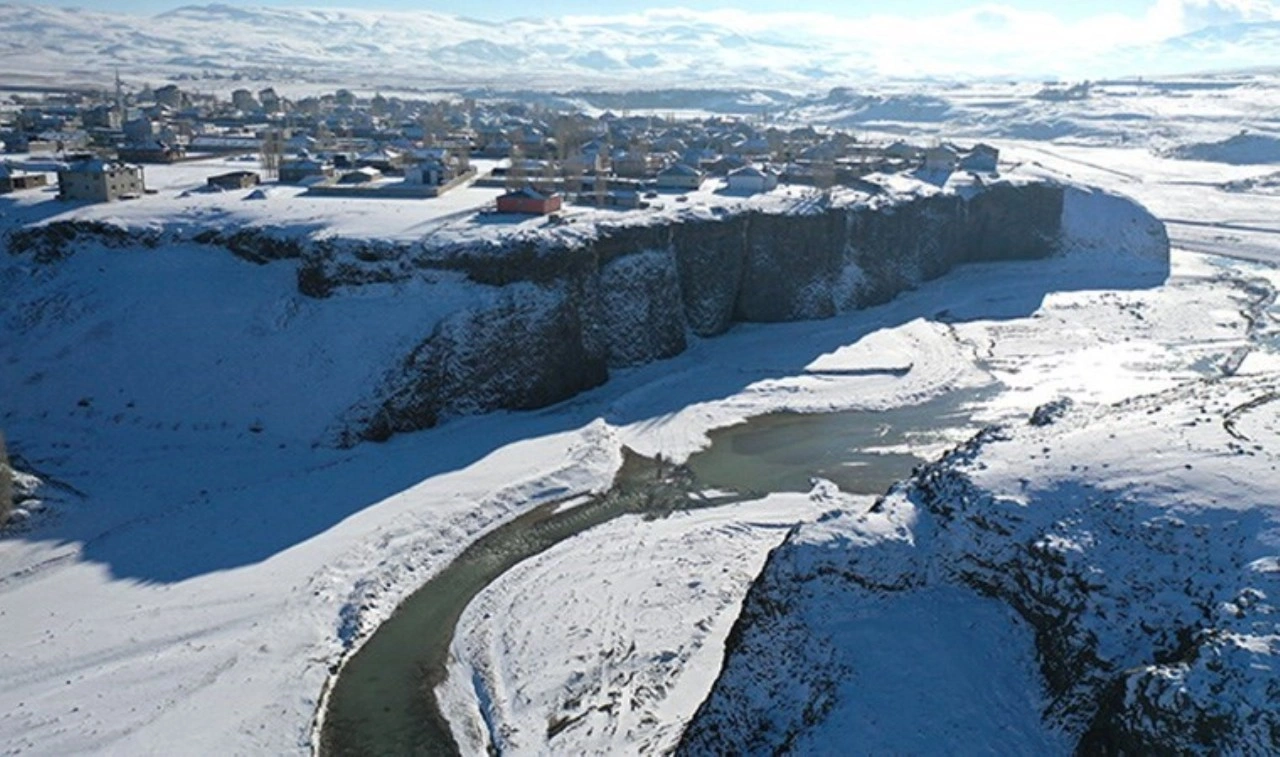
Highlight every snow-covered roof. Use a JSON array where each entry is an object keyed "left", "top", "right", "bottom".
[
  {"left": 500, "top": 186, "right": 553, "bottom": 200},
  {"left": 357, "top": 147, "right": 403, "bottom": 162},
  {"left": 59, "top": 157, "right": 137, "bottom": 174},
  {"left": 282, "top": 157, "right": 330, "bottom": 169},
  {"left": 659, "top": 163, "right": 702, "bottom": 177}
]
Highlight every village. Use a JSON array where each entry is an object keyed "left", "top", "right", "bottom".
[{"left": 0, "top": 80, "right": 1000, "bottom": 225}]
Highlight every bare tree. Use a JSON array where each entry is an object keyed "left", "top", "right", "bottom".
[
  {"left": 451, "top": 145, "right": 470, "bottom": 173},
  {"left": 551, "top": 114, "right": 586, "bottom": 161},
  {"left": 813, "top": 157, "right": 836, "bottom": 192},
  {"left": 594, "top": 165, "right": 608, "bottom": 207},
  {"left": 316, "top": 121, "right": 333, "bottom": 149},
  {"left": 506, "top": 145, "right": 526, "bottom": 190},
  {"left": 563, "top": 162, "right": 583, "bottom": 196},
  {"left": 537, "top": 159, "right": 557, "bottom": 194},
  {"left": 259, "top": 129, "right": 284, "bottom": 179}
]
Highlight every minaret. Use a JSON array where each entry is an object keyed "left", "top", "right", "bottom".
[{"left": 114, "top": 67, "right": 125, "bottom": 125}]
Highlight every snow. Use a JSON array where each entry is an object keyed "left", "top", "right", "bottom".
[
  {"left": 0, "top": 154, "right": 886, "bottom": 252},
  {"left": 3, "top": 71, "right": 1280, "bottom": 756},
  {"left": 689, "top": 368, "right": 1280, "bottom": 751},
  {"left": 0, "top": 156, "right": 512, "bottom": 245},
  {"left": 439, "top": 493, "right": 832, "bottom": 755}
]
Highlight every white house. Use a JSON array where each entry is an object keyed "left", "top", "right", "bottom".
[
  {"left": 405, "top": 156, "right": 453, "bottom": 186},
  {"left": 56, "top": 157, "right": 145, "bottom": 202},
  {"left": 726, "top": 164, "right": 778, "bottom": 194}
]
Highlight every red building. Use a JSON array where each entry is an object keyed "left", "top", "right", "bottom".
[{"left": 496, "top": 187, "right": 562, "bottom": 215}]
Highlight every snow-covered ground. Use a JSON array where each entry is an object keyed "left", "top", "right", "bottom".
[
  {"left": 438, "top": 492, "right": 837, "bottom": 755},
  {"left": 1, "top": 153, "right": 889, "bottom": 250},
  {"left": 430, "top": 251, "right": 1272, "bottom": 755},
  {"left": 4, "top": 78, "right": 1280, "bottom": 756}
]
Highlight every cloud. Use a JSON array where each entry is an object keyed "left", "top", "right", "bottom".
[
  {"left": 564, "top": 2, "right": 1280, "bottom": 78},
  {"left": 1149, "top": 0, "right": 1280, "bottom": 31}
]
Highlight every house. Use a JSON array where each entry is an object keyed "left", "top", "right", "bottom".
[
  {"left": 206, "top": 170, "right": 260, "bottom": 190},
  {"left": 189, "top": 134, "right": 261, "bottom": 154},
  {"left": 655, "top": 163, "right": 704, "bottom": 191},
  {"left": 231, "top": 88, "right": 260, "bottom": 113},
  {"left": 959, "top": 143, "right": 999, "bottom": 173},
  {"left": 885, "top": 140, "right": 920, "bottom": 160},
  {"left": 338, "top": 166, "right": 382, "bottom": 184},
  {"left": 612, "top": 149, "right": 662, "bottom": 179},
  {"left": 57, "top": 157, "right": 145, "bottom": 202},
  {"left": 279, "top": 155, "right": 335, "bottom": 183},
  {"left": 118, "top": 140, "right": 185, "bottom": 164},
  {"left": 562, "top": 148, "right": 607, "bottom": 177},
  {"left": 258, "top": 87, "right": 281, "bottom": 112},
  {"left": 355, "top": 147, "right": 407, "bottom": 174},
  {"left": 0, "top": 163, "right": 48, "bottom": 193},
  {"left": 922, "top": 144, "right": 959, "bottom": 172},
  {"left": 726, "top": 164, "right": 779, "bottom": 194},
  {"left": 702, "top": 154, "right": 749, "bottom": 176},
  {"left": 496, "top": 186, "right": 562, "bottom": 215},
  {"left": 286, "top": 134, "right": 318, "bottom": 153},
  {"left": 404, "top": 157, "right": 454, "bottom": 187},
  {"left": 153, "top": 84, "right": 187, "bottom": 110},
  {"left": 82, "top": 105, "right": 122, "bottom": 131},
  {"left": 122, "top": 117, "right": 155, "bottom": 145},
  {"left": 4, "top": 134, "right": 59, "bottom": 154},
  {"left": 600, "top": 189, "right": 644, "bottom": 209}
]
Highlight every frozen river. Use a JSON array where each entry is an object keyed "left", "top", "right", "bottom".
[{"left": 319, "top": 388, "right": 990, "bottom": 755}]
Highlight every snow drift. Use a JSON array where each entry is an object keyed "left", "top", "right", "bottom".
[{"left": 1163, "top": 132, "right": 1280, "bottom": 165}]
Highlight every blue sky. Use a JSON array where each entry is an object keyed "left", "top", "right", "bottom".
[{"left": 32, "top": 0, "right": 1162, "bottom": 21}]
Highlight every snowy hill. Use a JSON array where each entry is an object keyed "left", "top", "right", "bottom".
[
  {"left": 0, "top": 3, "right": 867, "bottom": 90},
  {"left": 684, "top": 375, "right": 1280, "bottom": 753},
  {"left": 2, "top": 3, "right": 1280, "bottom": 91}
]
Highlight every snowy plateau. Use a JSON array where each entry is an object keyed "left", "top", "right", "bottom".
[
  {"left": 2, "top": 19, "right": 1280, "bottom": 757},
  {"left": 4, "top": 3, "right": 1280, "bottom": 89}
]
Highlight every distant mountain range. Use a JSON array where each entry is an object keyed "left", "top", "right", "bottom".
[{"left": 0, "top": 3, "right": 1277, "bottom": 93}]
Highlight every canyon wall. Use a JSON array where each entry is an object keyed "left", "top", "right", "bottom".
[{"left": 342, "top": 181, "right": 1077, "bottom": 442}]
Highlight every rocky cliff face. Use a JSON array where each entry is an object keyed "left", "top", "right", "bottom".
[
  {"left": 5, "top": 179, "right": 1164, "bottom": 446},
  {"left": 339, "top": 180, "right": 1101, "bottom": 442},
  {"left": 679, "top": 377, "right": 1279, "bottom": 755}
]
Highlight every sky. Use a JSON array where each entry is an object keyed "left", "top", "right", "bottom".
[
  {"left": 17, "top": 0, "right": 1280, "bottom": 79},
  {"left": 25, "top": 0, "right": 1277, "bottom": 26}
]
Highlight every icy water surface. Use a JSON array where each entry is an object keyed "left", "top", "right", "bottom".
[
  {"left": 318, "top": 387, "right": 990, "bottom": 756},
  {"left": 690, "top": 389, "right": 989, "bottom": 496}
]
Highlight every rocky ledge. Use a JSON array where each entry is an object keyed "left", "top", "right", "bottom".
[
  {"left": 680, "top": 376, "right": 1280, "bottom": 755},
  {"left": 4, "top": 175, "right": 1169, "bottom": 445},
  {"left": 339, "top": 178, "right": 1167, "bottom": 443}
]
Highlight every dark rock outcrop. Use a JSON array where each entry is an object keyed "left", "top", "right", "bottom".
[
  {"left": 681, "top": 378, "right": 1278, "bottom": 756},
  {"left": 6, "top": 220, "right": 152, "bottom": 262},
  {"left": 4, "top": 180, "right": 1166, "bottom": 446},
  {"left": 341, "top": 182, "right": 1082, "bottom": 441},
  {"left": 358, "top": 282, "right": 609, "bottom": 443}
]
